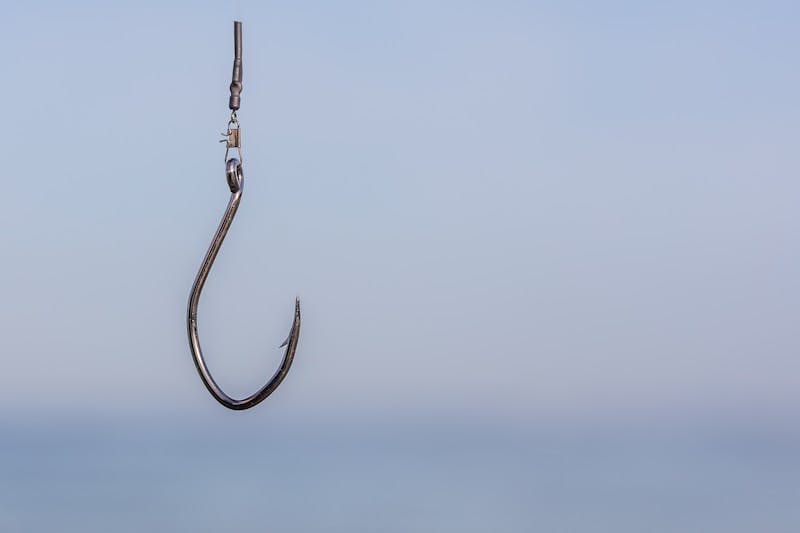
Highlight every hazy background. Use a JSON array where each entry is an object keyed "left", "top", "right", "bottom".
[{"left": 0, "top": 1, "right": 798, "bottom": 531}]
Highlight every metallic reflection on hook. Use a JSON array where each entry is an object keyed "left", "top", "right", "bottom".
[{"left": 187, "top": 158, "right": 301, "bottom": 410}]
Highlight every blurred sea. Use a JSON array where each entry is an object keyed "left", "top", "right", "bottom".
[{"left": 0, "top": 416, "right": 797, "bottom": 532}]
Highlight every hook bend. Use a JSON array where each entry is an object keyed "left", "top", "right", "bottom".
[{"left": 187, "top": 158, "right": 301, "bottom": 410}]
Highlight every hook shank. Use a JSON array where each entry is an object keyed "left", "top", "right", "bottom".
[{"left": 187, "top": 159, "right": 301, "bottom": 410}]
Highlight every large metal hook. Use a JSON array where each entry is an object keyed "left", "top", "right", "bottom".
[{"left": 187, "top": 21, "right": 301, "bottom": 410}]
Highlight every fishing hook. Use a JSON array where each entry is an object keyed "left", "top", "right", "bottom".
[{"left": 187, "top": 21, "right": 301, "bottom": 410}]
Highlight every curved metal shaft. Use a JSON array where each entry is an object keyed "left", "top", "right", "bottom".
[{"left": 187, "top": 158, "right": 301, "bottom": 410}]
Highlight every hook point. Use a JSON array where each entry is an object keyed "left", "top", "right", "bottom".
[{"left": 279, "top": 298, "right": 301, "bottom": 348}]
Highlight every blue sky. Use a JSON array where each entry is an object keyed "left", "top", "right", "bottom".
[
  {"left": 0, "top": 0, "right": 798, "bottom": 424},
  {"left": 1, "top": 3, "right": 799, "bottom": 531}
]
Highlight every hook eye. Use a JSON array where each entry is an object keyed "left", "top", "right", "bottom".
[{"left": 225, "top": 158, "right": 243, "bottom": 193}]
